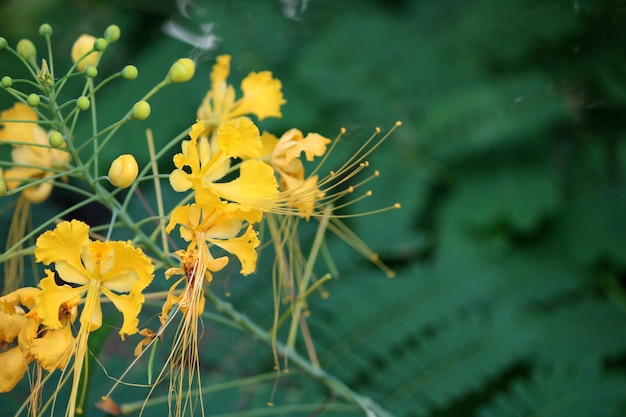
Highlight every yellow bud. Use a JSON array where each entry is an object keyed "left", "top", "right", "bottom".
[
  {"left": 16, "top": 39, "right": 37, "bottom": 64},
  {"left": 71, "top": 34, "right": 99, "bottom": 71},
  {"left": 167, "top": 58, "right": 195, "bottom": 83},
  {"left": 108, "top": 154, "right": 139, "bottom": 189}
]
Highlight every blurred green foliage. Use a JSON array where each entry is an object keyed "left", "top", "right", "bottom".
[{"left": 2, "top": 0, "right": 626, "bottom": 416}]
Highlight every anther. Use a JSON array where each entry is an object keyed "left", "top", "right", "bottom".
[
  {"left": 394, "top": 203, "right": 401, "bottom": 209},
  {"left": 374, "top": 170, "right": 380, "bottom": 177}
]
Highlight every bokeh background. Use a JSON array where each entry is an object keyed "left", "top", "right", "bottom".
[{"left": 1, "top": 0, "right": 626, "bottom": 416}]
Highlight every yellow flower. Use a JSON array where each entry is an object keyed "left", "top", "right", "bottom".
[
  {"left": 261, "top": 128, "right": 331, "bottom": 219},
  {"left": 170, "top": 119, "right": 279, "bottom": 214},
  {"left": 197, "top": 54, "right": 285, "bottom": 132},
  {"left": 0, "top": 102, "right": 71, "bottom": 203},
  {"left": 33, "top": 220, "right": 154, "bottom": 337},
  {"left": 71, "top": 34, "right": 99, "bottom": 71}
]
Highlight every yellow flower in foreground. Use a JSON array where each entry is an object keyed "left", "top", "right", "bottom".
[
  {"left": 0, "top": 102, "right": 70, "bottom": 203},
  {"left": 33, "top": 220, "right": 154, "bottom": 337},
  {"left": 71, "top": 34, "right": 99, "bottom": 71},
  {"left": 197, "top": 54, "right": 285, "bottom": 132}
]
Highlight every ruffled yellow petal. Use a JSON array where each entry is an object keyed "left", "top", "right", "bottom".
[
  {"left": 0, "top": 286, "right": 41, "bottom": 313},
  {"left": 29, "top": 324, "right": 74, "bottom": 371},
  {"left": 208, "top": 224, "right": 259, "bottom": 275},
  {"left": 260, "top": 130, "right": 280, "bottom": 159},
  {"left": 210, "top": 54, "right": 231, "bottom": 87},
  {"left": 35, "top": 220, "right": 91, "bottom": 286},
  {"left": 100, "top": 241, "right": 154, "bottom": 294},
  {"left": 0, "top": 103, "right": 38, "bottom": 144},
  {"left": 0, "top": 347, "right": 28, "bottom": 392},
  {"left": 34, "top": 272, "right": 86, "bottom": 329},
  {"left": 0, "top": 311, "right": 29, "bottom": 342},
  {"left": 231, "top": 71, "right": 285, "bottom": 121},
  {"left": 208, "top": 159, "right": 278, "bottom": 210},
  {"left": 17, "top": 318, "right": 39, "bottom": 362},
  {"left": 216, "top": 117, "right": 261, "bottom": 159},
  {"left": 100, "top": 287, "right": 143, "bottom": 339}
]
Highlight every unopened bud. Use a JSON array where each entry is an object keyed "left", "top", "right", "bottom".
[
  {"left": 131, "top": 101, "right": 150, "bottom": 120},
  {"left": 71, "top": 34, "right": 99, "bottom": 71},
  {"left": 167, "top": 58, "right": 195, "bottom": 83},
  {"left": 76, "top": 96, "right": 90, "bottom": 111},
  {"left": 0, "top": 37, "right": 7, "bottom": 50},
  {"left": 85, "top": 66, "right": 98, "bottom": 78},
  {"left": 27, "top": 93, "right": 40, "bottom": 107},
  {"left": 1, "top": 76, "right": 12, "bottom": 88},
  {"left": 104, "top": 25, "right": 121, "bottom": 43},
  {"left": 16, "top": 39, "right": 37, "bottom": 64},
  {"left": 48, "top": 131, "right": 64, "bottom": 148},
  {"left": 39, "top": 23, "right": 53, "bottom": 37},
  {"left": 108, "top": 154, "right": 138, "bottom": 189},
  {"left": 0, "top": 177, "right": 5, "bottom": 196},
  {"left": 121, "top": 65, "right": 138, "bottom": 80}
]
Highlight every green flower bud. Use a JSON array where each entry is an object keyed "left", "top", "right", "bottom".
[
  {"left": 16, "top": 39, "right": 37, "bottom": 63},
  {"left": 0, "top": 177, "right": 6, "bottom": 196},
  {"left": 1, "top": 76, "right": 12, "bottom": 88},
  {"left": 39, "top": 23, "right": 53, "bottom": 37},
  {"left": 27, "top": 93, "right": 40, "bottom": 107},
  {"left": 49, "top": 131, "right": 64, "bottom": 148},
  {"left": 131, "top": 101, "right": 150, "bottom": 120},
  {"left": 108, "top": 154, "right": 138, "bottom": 188},
  {"left": 76, "top": 96, "right": 90, "bottom": 111},
  {"left": 104, "top": 25, "right": 121, "bottom": 43},
  {"left": 121, "top": 65, "right": 138, "bottom": 80},
  {"left": 85, "top": 66, "right": 98, "bottom": 78},
  {"left": 0, "top": 37, "right": 7, "bottom": 50},
  {"left": 167, "top": 58, "right": 195, "bottom": 83},
  {"left": 93, "top": 38, "right": 108, "bottom": 52}
]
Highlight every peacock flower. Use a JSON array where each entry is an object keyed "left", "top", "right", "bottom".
[
  {"left": 260, "top": 128, "right": 331, "bottom": 219},
  {"left": 32, "top": 219, "right": 154, "bottom": 417},
  {"left": 0, "top": 102, "right": 71, "bottom": 203},
  {"left": 33, "top": 219, "right": 154, "bottom": 337},
  {"left": 197, "top": 54, "right": 285, "bottom": 134},
  {"left": 170, "top": 119, "right": 279, "bottom": 214}
]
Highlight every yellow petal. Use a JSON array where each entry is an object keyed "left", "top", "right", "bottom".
[
  {"left": 0, "top": 103, "right": 38, "bottom": 144},
  {"left": 0, "top": 286, "right": 41, "bottom": 313},
  {"left": 260, "top": 130, "right": 279, "bottom": 159},
  {"left": 100, "top": 287, "right": 143, "bottom": 339},
  {"left": 216, "top": 117, "right": 261, "bottom": 159},
  {"left": 231, "top": 71, "right": 285, "bottom": 121},
  {"left": 169, "top": 168, "right": 193, "bottom": 192},
  {"left": 209, "top": 224, "right": 259, "bottom": 275},
  {"left": 100, "top": 241, "right": 154, "bottom": 294},
  {"left": 35, "top": 272, "right": 86, "bottom": 329},
  {"left": 0, "top": 311, "right": 29, "bottom": 342},
  {"left": 81, "top": 240, "right": 115, "bottom": 278},
  {"left": 35, "top": 220, "right": 91, "bottom": 286},
  {"left": 29, "top": 324, "right": 74, "bottom": 371},
  {"left": 71, "top": 34, "right": 99, "bottom": 71},
  {"left": 0, "top": 347, "right": 28, "bottom": 392},
  {"left": 208, "top": 159, "right": 278, "bottom": 210}
]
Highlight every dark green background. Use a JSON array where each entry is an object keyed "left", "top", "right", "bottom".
[{"left": 1, "top": 0, "right": 626, "bottom": 416}]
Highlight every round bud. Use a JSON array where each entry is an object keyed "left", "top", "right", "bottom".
[
  {"left": 108, "top": 154, "right": 139, "bottom": 189},
  {"left": 121, "top": 65, "right": 138, "bottom": 80},
  {"left": 104, "top": 25, "right": 121, "bottom": 43},
  {"left": 85, "top": 66, "right": 98, "bottom": 78},
  {"left": 48, "top": 131, "right": 64, "bottom": 148},
  {"left": 93, "top": 38, "right": 108, "bottom": 52},
  {"left": 0, "top": 37, "right": 7, "bottom": 50},
  {"left": 76, "top": 96, "right": 90, "bottom": 111},
  {"left": 0, "top": 177, "right": 6, "bottom": 196},
  {"left": 39, "top": 23, "right": 53, "bottom": 37},
  {"left": 167, "top": 58, "right": 195, "bottom": 83},
  {"left": 16, "top": 39, "right": 37, "bottom": 62},
  {"left": 27, "top": 93, "right": 40, "bottom": 107},
  {"left": 1, "top": 76, "right": 12, "bottom": 88},
  {"left": 131, "top": 101, "right": 151, "bottom": 120},
  {"left": 71, "top": 34, "right": 99, "bottom": 71}
]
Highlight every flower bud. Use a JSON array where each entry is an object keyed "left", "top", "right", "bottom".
[
  {"left": 27, "top": 93, "right": 40, "bottom": 107},
  {"left": 16, "top": 39, "right": 37, "bottom": 64},
  {"left": 39, "top": 23, "right": 53, "bottom": 37},
  {"left": 131, "top": 101, "right": 151, "bottom": 120},
  {"left": 104, "top": 25, "right": 121, "bottom": 43},
  {"left": 76, "top": 96, "right": 90, "bottom": 111},
  {"left": 167, "top": 58, "right": 195, "bottom": 83},
  {"left": 108, "top": 154, "right": 138, "bottom": 189},
  {"left": 0, "top": 177, "right": 6, "bottom": 196},
  {"left": 121, "top": 65, "right": 138, "bottom": 80},
  {"left": 1, "top": 76, "right": 12, "bottom": 88},
  {"left": 48, "top": 131, "right": 64, "bottom": 148},
  {"left": 71, "top": 34, "right": 99, "bottom": 71},
  {"left": 0, "top": 37, "right": 7, "bottom": 50},
  {"left": 85, "top": 66, "right": 98, "bottom": 78}
]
